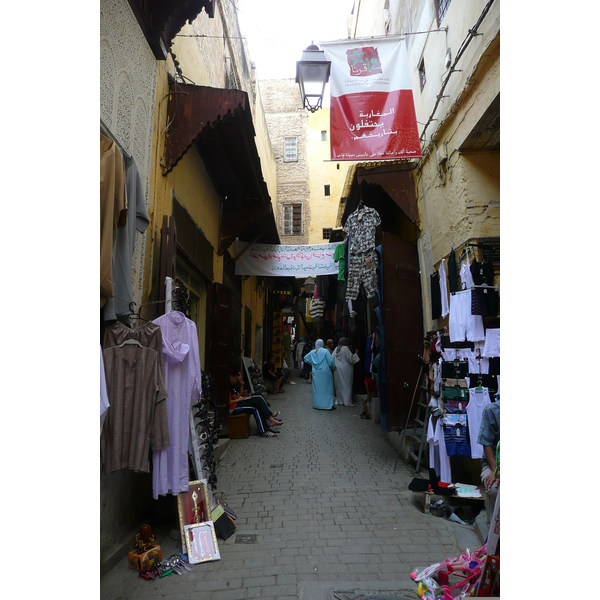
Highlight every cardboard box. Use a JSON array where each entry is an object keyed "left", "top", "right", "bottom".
[
  {"left": 228, "top": 413, "right": 250, "bottom": 439},
  {"left": 127, "top": 545, "right": 161, "bottom": 571}
]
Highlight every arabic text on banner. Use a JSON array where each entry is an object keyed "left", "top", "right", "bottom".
[
  {"left": 320, "top": 37, "right": 422, "bottom": 161},
  {"left": 234, "top": 241, "right": 344, "bottom": 277}
]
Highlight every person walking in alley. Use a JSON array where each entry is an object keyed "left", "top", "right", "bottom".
[
  {"left": 303, "top": 339, "right": 337, "bottom": 411},
  {"left": 332, "top": 338, "right": 360, "bottom": 406}
]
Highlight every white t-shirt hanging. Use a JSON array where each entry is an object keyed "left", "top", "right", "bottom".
[
  {"left": 460, "top": 259, "right": 474, "bottom": 290},
  {"left": 435, "top": 417, "right": 453, "bottom": 483},
  {"left": 427, "top": 416, "right": 441, "bottom": 478},
  {"left": 466, "top": 387, "right": 492, "bottom": 459},
  {"left": 439, "top": 258, "right": 450, "bottom": 318},
  {"left": 482, "top": 329, "right": 500, "bottom": 357}
]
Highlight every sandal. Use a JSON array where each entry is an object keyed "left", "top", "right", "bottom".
[
  {"left": 272, "top": 411, "right": 281, "bottom": 418},
  {"left": 261, "top": 431, "right": 277, "bottom": 437},
  {"left": 271, "top": 419, "right": 283, "bottom": 425},
  {"left": 360, "top": 413, "right": 370, "bottom": 419}
]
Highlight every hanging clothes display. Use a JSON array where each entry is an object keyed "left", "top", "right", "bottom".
[
  {"left": 100, "top": 342, "right": 168, "bottom": 474},
  {"left": 343, "top": 205, "right": 381, "bottom": 301},
  {"left": 100, "top": 132, "right": 127, "bottom": 308},
  {"left": 439, "top": 257, "right": 450, "bottom": 319},
  {"left": 427, "top": 416, "right": 451, "bottom": 483},
  {"left": 459, "top": 254, "right": 474, "bottom": 290},
  {"left": 442, "top": 412, "right": 471, "bottom": 458},
  {"left": 470, "top": 258, "right": 495, "bottom": 286},
  {"left": 103, "top": 155, "right": 150, "bottom": 321},
  {"left": 309, "top": 297, "right": 325, "bottom": 320},
  {"left": 152, "top": 311, "right": 202, "bottom": 500},
  {"left": 448, "top": 290, "right": 485, "bottom": 342}
]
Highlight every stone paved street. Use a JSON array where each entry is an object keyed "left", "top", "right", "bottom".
[{"left": 100, "top": 379, "right": 482, "bottom": 599}]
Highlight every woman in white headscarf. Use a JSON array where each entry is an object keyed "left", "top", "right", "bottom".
[
  {"left": 332, "top": 338, "right": 360, "bottom": 406},
  {"left": 303, "top": 339, "right": 337, "bottom": 410}
]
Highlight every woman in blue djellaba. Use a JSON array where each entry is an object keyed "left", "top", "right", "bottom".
[{"left": 303, "top": 339, "right": 337, "bottom": 411}]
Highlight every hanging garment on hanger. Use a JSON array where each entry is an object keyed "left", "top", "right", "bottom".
[
  {"left": 343, "top": 206, "right": 381, "bottom": 302},
  {"left": 443, "top": 412, "right": 471, "bottom": 458},
  {"left": 460, "top": 256, "right": 474, "bottom": 290},
  {"left": 100, "top": 343, "right": 168, "bottom": 474},
  {"left": 439, "top": 258, "right": 450, "bottom": 319},
  {"left": 427, "top": 416, "right": 442, "bottom": 479},
  {"left": 333, "top": 242, "right": 346, "bottom": 281},
  {"left": 449, "top": 290, "right": 485, "bottom": 342},
  {"left": 447, "top": 249, "right": 458, "bottom": 293},
  {"left": 466, "top": 387, "right": 492, "bottom": 459},
  {"left": 309, "top": 297, "right": 326, "bottom": 320},
  {"left": 482, "top": 328, "right": 500, "bottom": 357},
  {"left": 100, "top": 132, "right": 127, "bottom": 308},
  {"left": 441, "top": 359, "right": 468, "bottom": 379},
  {"left": 100, "top": 345, "right": 110, "bottom": 436},
  {"left": 103, "top": 155, "right": 150, "bottom": 321},
  {"left": 466, "top": 373, "right": 498, "bottom": 392},
  {"left": 431, "top": 271, "right": 442, "bottom": 320},
  {"left": 436, "top": 416, "right": 453, "bottom": 483},
  {"left": 489, "top": 357, "right": 500, "bottom": 376},
  {"left": 152, "top": 311, "right": 202, "bottom": 499},
  {"left": 467, "top": 355, "right": 489, "bottom": 375},
  {"left": 470, "top": 258, "right": 495, "bottom": 286},
  {"left": 471, "top": 285, "right": 499, "bottom": 317},
  {"left": 441, "top": 348, "right": 475, "bottom": 362},
  {"left": 103, "top": 321, "right": 170, "bottom": 448}
]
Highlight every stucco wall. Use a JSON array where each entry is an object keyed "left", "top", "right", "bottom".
[
  {"left": 306, "top": 109, "right": 351, "bottom": 243},
  {"left": 260, "top": 79, "right": 310, "bottom": 244},
  {"left": 100, "top": 0, "right": 157, "bottom": 315}
]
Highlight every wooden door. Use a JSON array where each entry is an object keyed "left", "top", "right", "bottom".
[{"left": 381, "top": 232, "right": 423, "bottom": 430}]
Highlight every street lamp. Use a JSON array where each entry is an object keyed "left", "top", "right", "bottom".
[{"left": 296, "top": 43, "right": 331, "bottom": 113}]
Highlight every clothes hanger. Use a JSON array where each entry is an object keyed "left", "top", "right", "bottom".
[
  {"left": 117, "top": 338, "right": 143, "bottom": 348},
  {"left": 475, "top": 379, "right": 483, "bottom": 393}
]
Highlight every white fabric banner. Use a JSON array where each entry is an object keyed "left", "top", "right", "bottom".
[{"left": 234, "top": 241, "right": 344, "bottom": 277}]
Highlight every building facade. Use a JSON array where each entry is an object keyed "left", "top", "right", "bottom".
[
  {"left": 100, "top": 0, "right": 279, "bottom": 572},
  {"left": 260, "top": 78, "right": 311, "bottom": 244}
]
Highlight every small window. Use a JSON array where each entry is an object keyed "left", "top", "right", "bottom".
[
  {"left": 284, "top": 137, "right": 298, "bottom": 162},
  {"left": 324, "top": 185, "right": 331, "bottom": 196},
  {"left": 337, "top": 163, "right": 340, "bottom": 170},
  {"left": 321, "top": 130, "right": 327, "bottom": 141},
  {"left": 283, "top": 204, "right": 302, "bottom": 235},
  {"left": 434, "top": 0, "right": 452, "bottom": 25},
  {"left": 418, "top": 59, "right": 426, "bottom": 92},
  {"left": 322, "top": 228, "right": 332, "bottom": 240}
]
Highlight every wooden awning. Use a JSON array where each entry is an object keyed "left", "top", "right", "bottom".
[
  {"left": 163, "top": 82, "right": 280, "bottom": 253},
  {"left": 128, "top": 1, "right": 215, "bottom": 60}
]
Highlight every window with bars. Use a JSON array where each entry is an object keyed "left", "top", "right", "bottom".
[
  {"left": 282, "top": 204, "right": 302, "bottom": 235},
  {"left": 418, "top": 59, "right": 426, "bottom": 92},
  {"left": 322, "top": 228, "right": 332, "bottom": 240},
  {"left": 435, "top": 0, "right": 452, "bottom": 24},
  {"left": 321, "top": 130, "right": 327, "bottom": 141},
  {"left": 324, "top": 185, "right": 331, "bottom": 196},
  {"left": 284, "top": 137, "right": 298, "bottom": 162}
]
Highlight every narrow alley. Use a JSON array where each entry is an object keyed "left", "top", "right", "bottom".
[{"left": 100, "top": 379, "right": 482, "bottom": 600}]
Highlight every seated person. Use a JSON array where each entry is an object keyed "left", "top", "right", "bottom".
[
  {"left": 262, "top": 356, "right": 284, "bottom": 393},
  {"left": 229, "top": 373, "right": 282, "bottom": 438}
]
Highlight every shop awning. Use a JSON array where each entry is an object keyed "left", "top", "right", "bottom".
[
  {"left": 342, "top": 163, "right": 419, "bottom": 224},
  {"left": 127, "top": 1, "right": 215, "bottom": 60},
  {"left": 163, "top": 82, "right": 280, "bottom": 253}
]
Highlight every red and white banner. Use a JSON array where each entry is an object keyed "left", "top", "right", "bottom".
[{"left": 321, "top": 37, "right": 421, "bottom": 161}]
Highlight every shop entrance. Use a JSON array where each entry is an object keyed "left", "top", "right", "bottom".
[{"left": 381, "top": 232, "right": 423, "bottom": 430}]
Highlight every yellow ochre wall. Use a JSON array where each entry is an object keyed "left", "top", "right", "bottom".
[{"left": 306, "top": 109, "right": 351, "bottom": 244}]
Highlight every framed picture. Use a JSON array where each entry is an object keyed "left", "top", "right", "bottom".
[
  {"left": 184, "top": 522, "right": 220, "bottom": 564},
  {"left": 177, "top": 480, "right": 210, "bottom": 553}
]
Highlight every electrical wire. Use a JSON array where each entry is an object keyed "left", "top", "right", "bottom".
[{"left": 418, "top": 0, "right": 497, "bottom": 146}]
